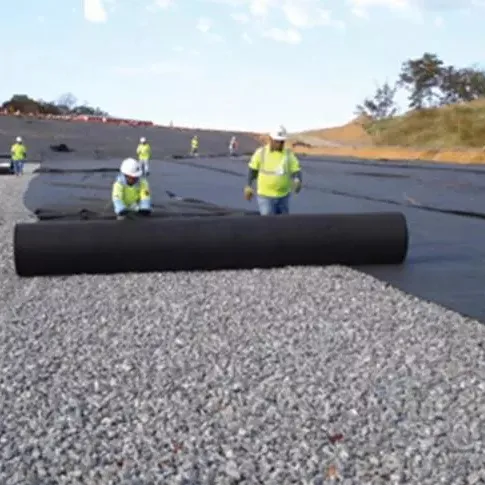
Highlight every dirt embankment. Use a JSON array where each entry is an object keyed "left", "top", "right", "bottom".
[{"left": 292, "top": 102, "right": 485, "bottom": 164}]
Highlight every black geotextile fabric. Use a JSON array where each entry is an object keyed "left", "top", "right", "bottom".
[
  {"left": 23, "top": 157, "right": 259, "bottom": 220},
  {"left": 32, "top": 192, "right": 259, "bottom": 221},
  {"left": 13, "top": 212, "right": 409, "bottom": 277},
  {"left": 17, "top": 153, "right": 485, "bottom": 321}
]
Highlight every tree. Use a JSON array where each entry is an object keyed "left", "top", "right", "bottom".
[
  {"left": 398, "top": 52, "right": 444, "bottom": 109},
  {"left": 439, "top": 66, "right": 485, "bottom": 105},
  {"left": 1, "top": 93, "right": 109, "bottom": 117},
  {"left": 55, "top": 92, "right": 78, "bottom": 113},
  {"left": 355, "top": 81, "right": 398, "bottom": 120}
]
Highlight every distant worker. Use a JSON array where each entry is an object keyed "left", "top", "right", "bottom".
[
  {"left": 11, "top": 136, "right": 27, "bottom": 176},
  {"left": 136, "top": 136, "right": 151, "bottom": 176},
  {"left": 190, "top": 135, "right": 199, "bottom": 156},
  {"left": 112, "top": 158, "right": 152, "bottom": 220},
  {"left": 229, "top": 136, "right": 238, "bottom": 156},
  {"left": 244, "top": 126, "right": 302, "bottom": 215}
]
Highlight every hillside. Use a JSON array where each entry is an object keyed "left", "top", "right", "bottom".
[
  {"left": 299, "top": 99, "right": 485, "bottom": 149},
  {"left": 298, "top": 115, "right": 373, "bottom": 146},
  {"left": 286, "top": 99, "right": 485, "bottom": 164}
]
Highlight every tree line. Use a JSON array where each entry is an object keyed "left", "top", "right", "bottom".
[
  {"left": 1, "top": 93, "right": 109, "bottom": 117},
  {"left": 356, "top": 52, "right": 485, "bottom": 120}
]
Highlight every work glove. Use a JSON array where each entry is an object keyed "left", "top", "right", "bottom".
[
  {"left": 244, "top": 186, "right": 254, "bottom": 201},
  {"left": 138, "top": 209, "right": 151, "bottom": 216},
  {"left": 293, "top": 179, "right": 302, "bottom": 194}
]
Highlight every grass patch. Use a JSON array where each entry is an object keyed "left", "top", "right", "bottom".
[
  {"left": 371, "top": 102, "right": 485, "bottom": 148},
  {"left": 300, "top": 98, "right": 485, "bottom": 150}
]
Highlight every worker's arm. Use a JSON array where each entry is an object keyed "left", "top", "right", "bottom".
[
  {"left": 247, "top": 148, "right": 262, "bottom": 186},
  {"left": 288, "top": 151, "right": 302, "bottom": 181},
  {"left": 136, "top": 145, "right": 141, "bottom": 156},
  {"left": 288, "top": 151, "right": 302, "bottom": 193},
  {"left": 111, "top": 181, "right": 127, "bottom": 215},
  {"left": 147, "top": 145, "right": 152, "bottom": 158},
  {"left": 138, "top": 179, "right": 152, "bottom": 212}
]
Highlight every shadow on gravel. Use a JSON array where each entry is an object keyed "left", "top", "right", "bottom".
[{"left": 21, "top": 154, "right": 485, "bottom": 322}]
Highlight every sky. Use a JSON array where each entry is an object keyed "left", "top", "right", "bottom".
[{"left": 1, "top": 0, "right": 485, "bottom": 132}]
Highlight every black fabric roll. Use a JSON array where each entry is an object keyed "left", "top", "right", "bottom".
[
  {"left": 0, "top": 163, "right": 12, "bottom": 175},
  {"left": 13, "top": 212, "right": 408, "bottom": 277}
]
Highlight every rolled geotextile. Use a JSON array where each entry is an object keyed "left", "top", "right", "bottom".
[
  {"left": 0, "top": 162, "right": 12, "bottom": 175},
  {"left": 13, "top": 212, "right": 408, "bottom": 277}
]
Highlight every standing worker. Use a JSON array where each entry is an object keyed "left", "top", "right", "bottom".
[
  {"left": 244, "top": 126, "right": 302, "bottom": 215},
  {"left": 112, "top": 158, "right": 152, "bottom": 220},
  {"left": 190, "top": 135, "right": 199, "bottom": 156},
  {"left": 11, "top": 136, "right": 27, "bottom": 176},
  {"left": 136, "top": 137, "right": 151, "bottom": 176},
  {"left": 229, "top": 136, "right": 238, "bottom": 157}
]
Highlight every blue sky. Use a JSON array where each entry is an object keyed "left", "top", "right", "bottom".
[{"left": 1, "top": 0, "right": 485, "bottom": 132}]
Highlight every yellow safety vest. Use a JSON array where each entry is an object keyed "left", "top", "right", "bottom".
[
  {"left": 112, "top": 176, "right": 151, "bottom": 209},
  {"left": 191, "top": 138, "right": 198, "bottom": 148},
  {"left": 137, "top": 143, "right": 151, "bottom": 161},
  {"left": 11, "top": 143, "right": 27, "bottom": 161},
  {"left": 248, "top": 145, "right": 300, "bottom": 198}
]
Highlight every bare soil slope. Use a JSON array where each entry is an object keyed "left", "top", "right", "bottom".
[
  {"left": 292, "top": 100, "right": 485, "bottom": 164},
  {"left": 300, "top": 116, "right": 372, "bottom": 145}
]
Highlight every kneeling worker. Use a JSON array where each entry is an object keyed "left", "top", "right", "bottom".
[
  {"left": 112, "top": 158, "right": 152, "bottom": 220},
  {"left": 244, "top": 126, "right": 302, "bottom": 215}
]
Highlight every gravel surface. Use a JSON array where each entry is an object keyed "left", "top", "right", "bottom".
[{"left": 1, "top": 174, "right": 485, "bottom": 484}]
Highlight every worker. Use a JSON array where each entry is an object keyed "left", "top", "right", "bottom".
[
  {"left": 244, "top": 126, "right": 302, "bottom": 215},
  {"left": 112, "top": 158, "right": 152, "bottom": 219},
  {"left": 10, "top": 136, "right": 27, "bottom": 176},
  {"left": 136, "top": 136, "right": 151, "bottom": 176},
  {"left": 229, "top": 136, "right": 238, "bottom": 156},
  {"left": 190, "top": 135, "right": 199, "bottom": 156}
]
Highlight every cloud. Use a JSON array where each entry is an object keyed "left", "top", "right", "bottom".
[
  {"left": 196, "top": 17, "right": 224, "bottom": 42},
  {"left": 152, "top": 0, "right": 174, "bottom": 7},
  {"left": 196, "top": 16, "right": 213, "bottom": 32},
  {"left": 147, "top": 0, "right": 176, "bottom": 11},
  {"left": 263, "top": 27, "right": 302, "bottom": 44},
  {"left": 172, "top": 46, "right": 200, "bottom": 55},
  {"left": 231, "top": 12, "right": 250, "bottom": 23},
  {"left": 249, "top": 0, "right": 277, "bottom": 16},
  {"left": 282, "top": 1, "right": 333, "bottom": 28},
  {"left": 434, "top": 14, "right": 444, "bottom": 26},
  {"left": 205, "top": 0, "right": 345, "bottom": 44},
  {"left": 348, "top": 0, "right": 485, "bottom": 17},
  {"left": 83, "top": 0, "right": 107, "bottom": 22},
  {"left": 241, "top": 32, "right": 253, "bottom": 43}
]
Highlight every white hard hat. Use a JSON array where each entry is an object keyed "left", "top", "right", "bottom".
[
  {"left": 140, "top": 137, "right": 146, "bottom": 143},
  {"left": 269, "top": 126, "right": 287, "bottom": 141},
  {"left": 120, "top": 157, "right": 143, "bottom": 177},
  {"left": 16, "top": 136, "right": 22, "bottom": 143}
]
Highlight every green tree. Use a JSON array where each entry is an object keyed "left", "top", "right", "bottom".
[
  {"left": 398, "top": 52, "right": 444, "bottom": 109},
  {"left": 355, "top": 81, "right": 398, "bottom": 120},
  {"left": 439, "top": 66, "right": 485, "bottom": 105},
  {"left": 1, "top": 93, "right": 109, "bottom": 117}
]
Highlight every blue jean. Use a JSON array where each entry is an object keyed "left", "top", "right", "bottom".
[
  {"left": 257, "top": 194, "right": 290, "bottom": 215},
  {"left": 140, "top": 160, "right": 149, "bottom": 175},
  {"left": 12, "top": 160, "right": 24, "bottom": 174}
]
